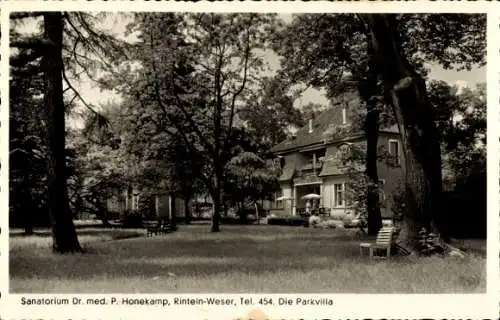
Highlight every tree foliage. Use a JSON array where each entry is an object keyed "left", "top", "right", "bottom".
[
  {"left": 10, "top": 12, "right": 126, "bottom": 252},
  {"left": 274, "top": 13, "right": 485, "bottom": 249},
  {"left": 103, "top": 13, "right": 280, "bottom": 232}
]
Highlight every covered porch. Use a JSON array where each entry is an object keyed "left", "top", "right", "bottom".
[{"left": 293, "top": 182, "right": 324, "bottom": 216}]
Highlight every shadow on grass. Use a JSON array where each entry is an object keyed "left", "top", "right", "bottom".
[
  {"left": 10, "top": 226, "right": 413, "bottom": 283},
  {"left": 10, "top": 228, "right": 144, "bottom": 238},
  {"left": 9, "top": 225, "right": 486, "bottom": 293}
]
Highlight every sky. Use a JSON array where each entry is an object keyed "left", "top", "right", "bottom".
[{"left": 13, "top": 13, "right": 486, "bottom": 127}]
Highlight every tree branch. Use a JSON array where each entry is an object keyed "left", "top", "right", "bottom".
[
  {"left": 64, "top": 94, "right": 79, "bottom": 109},
  {"left": 167, "top": 63, "right": 216, "bottom": 156},
  {"left": 223, "top": 27, "right": 251, "bottom": 150},
  {"left": 10, "top": 12, "right": 45, "bottom": 20},
  {"left": 62, "top": 65, "right": 103, "bottom": 118},
  {"left": 10, "top": 38, "right": 54, "bottom": 50},
  {"left": 10, "top": 50, "right": 44, "bottom": 67}
]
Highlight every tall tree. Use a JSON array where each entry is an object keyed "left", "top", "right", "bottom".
[
  {"left": 239, "top": 76, "right": 304, "bottom": 154},
  {"left": 359, "top": 14, "right": 485, "bottom": 246},
  {"left": 10, "top": 12, "right": 126, "bottom": 252},
  {"left": 428, "top": 81, "right": 486, "bottom": 238},
  {"left": 274, "top": 14, "right": 390, "bottom": 235},
  {"left": 275, "top": 13, "right": 485, "bottom": 249},
  {"left": 42, "top": 13, "right": 82, "bottom": 252},
  {"left": 107, "top": 13, "right": 278, "bottom": 232},
  {"left": 10, "top": 44, "right": 47, "bottom": 234}
]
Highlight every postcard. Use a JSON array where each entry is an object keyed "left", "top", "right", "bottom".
[{"left": 1, "top": 1, "right": 498, "bottom": 319}]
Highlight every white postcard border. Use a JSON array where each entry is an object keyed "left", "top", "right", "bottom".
[{"left": 1, "top": 1, "right": 498, "bottom": 319}]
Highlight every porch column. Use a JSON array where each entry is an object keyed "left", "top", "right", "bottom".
[
  {"left": 313, "top": 152, "right": 317, "bottom": 175},
  {"left": 168, "top": 196, "right": 172, "bottom": 221},
  {"left": 155, "top": 195, "right": 160, "bottom": 218},
  {"left": 124, "top": 189, "right": 129, "bottom": 211},
  {"left": 320, "top": 183, "right": 324, "bottom": 207},
  {"left": 292, "top": 185, "right": 297, "bottom": 216}
]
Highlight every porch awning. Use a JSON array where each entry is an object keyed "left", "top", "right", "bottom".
[{"left": 279, "top": 155, "right": 296, "bottom": 181}]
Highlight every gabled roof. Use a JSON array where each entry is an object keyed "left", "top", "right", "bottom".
[
  {"left": 278, "top": 155, "right": 296, "bottom": 182},
  {"left": 271, "top": 107, "right": 399, "bottom": 154}
]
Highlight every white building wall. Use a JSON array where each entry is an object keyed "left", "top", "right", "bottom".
[
  {"left": 280, "top": 183, "right": 293, "bottom": 215},
  {"left": 322, "top": 176, "right": 352, "bottom": 218}
]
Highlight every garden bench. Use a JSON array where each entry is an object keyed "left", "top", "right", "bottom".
[
  {"left": 359, "top": 226, "right": 395, "bottom": 259},
  {"left": 146, "top": 220, "right": 172, "bottom": 237}
]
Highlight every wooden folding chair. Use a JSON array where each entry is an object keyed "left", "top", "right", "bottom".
[{"left": 360, "top": 227, "right": 394, "bottom": 259}]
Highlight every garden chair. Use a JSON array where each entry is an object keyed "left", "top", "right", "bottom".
[
  {"left": 159, "top": 220, "right": 172, "bottom": 234},
  {"left": 359, "top": 226, "right": 395, "bottom": 259},
  {"left": 146, "top": 219, "right": 172, "bottom": 237},
  {"left": 146, "top": 220, "right": 162, "bottom": 237}
]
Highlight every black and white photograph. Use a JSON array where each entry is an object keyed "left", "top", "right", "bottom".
[{"left": 8, "top": 10, "right": 487, "bottom": 297}]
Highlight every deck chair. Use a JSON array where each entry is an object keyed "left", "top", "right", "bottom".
[
  {"left": 146, "top": 220, "right": 163, "bottom": 237},
  {"left": 159, "top": 220, "right": 172, "bottom": 234},
  {"left": 359, "top": 227, "right": 394, "bottom": 259}
]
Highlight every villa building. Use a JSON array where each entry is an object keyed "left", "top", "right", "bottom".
[
  {"left": 271, "top": 100, "right": 404, "bottom": 219},
  {"left": 106, "top": 185, "right": 188, "bottom": 221}
]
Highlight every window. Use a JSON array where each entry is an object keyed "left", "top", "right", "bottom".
[
  {"left": 338, "top": 143, "right": 351, "bottom": 155},
  {"left": 275, "top": 191, "right": 284, "bottom": 209},
  {"left": 273, "top": 157, "right": 282, "bottom": 170},
  {"left": 342, "top": 107, "right": 347, "bottom": 125},
  {"left": 388, "top": 139, "right": 400, "bottom": 165},
  {"left": 132, "top": 194, "right": 140, "bottom": 211},
  {"left": 334, "top": 183, "right": 345, "bottom": 207},
  {"left": 378, "top": 179, "right": 387, "bottom": 203}
]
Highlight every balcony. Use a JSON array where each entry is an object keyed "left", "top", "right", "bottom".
[{"left": 298, "top": 156, "right": 324, "bottom": 176}]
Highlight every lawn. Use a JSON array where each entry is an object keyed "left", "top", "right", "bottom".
[{"left": 9, "top": 224, "right": 486, "bottom": 293}]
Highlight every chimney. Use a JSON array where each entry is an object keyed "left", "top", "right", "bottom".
[{"left": 308, "top": 119, "right": 313, "bottom": 133}]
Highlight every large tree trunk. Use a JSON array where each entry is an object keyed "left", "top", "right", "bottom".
[
  {"left": 170, "top": 196, "right": 177, "bottom": 231},
  {"left": 358, "top": 50, "right": 383, "bottom": 235},
  {"left": 43, "top": 13, "right": 82, "bottom": 253},
  {"left": 23, "top": 203, "right": 34, "bottom": 235},
  {"left": 184, "top": 198, "right": 191, "bottom": 224},
  {"left": 238, "top": 200, "right": 248, "bottom": 224},
  {"left": 363, "top": 14, "right": 449, "bottom": 249},
  {"left": 365, "top": 107, "right": 383, "bottom": 235},
  {"left": 210, "top": 175, "right": 223, "bottom": 234},
  {"left": 211, "top": 186, "right": 221, "bottom": 232},
  {"left": 21, "top": 172, "right": 34, "bottom": 235},
  {"left": 98, "top": 198, "right": 111, "bottom": 228}
]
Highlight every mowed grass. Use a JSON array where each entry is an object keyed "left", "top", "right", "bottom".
[{"left": 9, "top": 224, "right": 486, "bottom": 293}]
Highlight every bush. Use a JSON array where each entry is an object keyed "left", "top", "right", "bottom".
[
  {"left": 330, "top": 211, "right": 346, "bottom": 220},
  {"left": 267, "top": 215, "right": 307, "bottom": 226},
  {"left": 221, "top": 216, "right": 257, "bottom": 225},
  {"left": 417, "top": 228, "right": 445, "bottom": 256},
  {"left": 111, "top": 231, "right": 143, "bottom": 240},
  {"left": 120, "top": 213, "right": 143, "bottom": 228}
]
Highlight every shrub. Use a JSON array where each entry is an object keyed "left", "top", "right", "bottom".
[
  {"left": 112, "top": 231, "right": 143, "bottom": 240},
  {"left": 330, "top": 211, "right": 346, "bottom": 220},
  {"left": 267, "top": 215, "right": 307, "bottom": 226},
  {"left": 120, "top": 213, "right": 143, "bottom": 228},
  {"left": 417, "top": 228, "right": 445, "bottom": 256},
  {"left": 221, "top": 216, "right": 256, "bottom": 225}
]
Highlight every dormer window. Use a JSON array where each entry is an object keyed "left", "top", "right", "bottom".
[
  {"left": 388, "top": 139, "right": 401, "bottom": 165},
  {"left": 308, "top": 119, "right": 313, "bottom": 133},
  {"left": 342, "top": 107, "right": 347, "bottom": 125}
]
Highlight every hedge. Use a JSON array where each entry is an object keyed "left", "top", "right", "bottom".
[{"left": 267, "top": 215, "right": 308, "bottom": 226}]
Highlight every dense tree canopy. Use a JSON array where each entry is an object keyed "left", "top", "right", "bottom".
[
  {"left": 9, "top": 12, "right": 486, "bottom": 254},
  {"left": 10, "top": 12, "right": 126, "bottom": 252},
  {"left": 274, "top": 13, "right": 485, "bottom": 247}
]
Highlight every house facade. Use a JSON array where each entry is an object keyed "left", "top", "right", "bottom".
[
  {"left": 271, "top": 101, "right": 404, "bottom": 219},
  {"left": 106, "top": 185, "right": 188, "bottom": 221}
]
